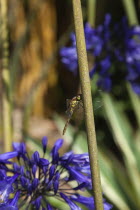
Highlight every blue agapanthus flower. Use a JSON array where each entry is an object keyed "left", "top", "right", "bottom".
[
  {"left": 114, "top": 18, "right": 140, "bottom": 95},
  {"left": 60, "top": 14, "right": 140, "bottom": 95},
  {"left": 60, "top": 14, "right": 112, "bottom": 90},
  {"left": 0, "top": 137, "right": 112, "bottom": 210}
]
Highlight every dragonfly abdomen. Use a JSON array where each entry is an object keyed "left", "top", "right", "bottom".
[{"left": 62, "top": 118, "right": 70, "bottom": 135}]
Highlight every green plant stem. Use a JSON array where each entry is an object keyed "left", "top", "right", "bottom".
[
  {"left": 0, "top": 0, "right": 12, "bottom": 151},
  {"left": 122, "top": 0, "right": 138, "bottom": 25},
  {"left": 88, "top": 0, "right": 96, "bottom": 26},
  {"left": 72, "top": 0, "right": 103, "bottom": 209}
]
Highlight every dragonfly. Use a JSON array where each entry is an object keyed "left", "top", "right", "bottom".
[{"left": 63, "top": 94, "right": 83, "bottom": 135}]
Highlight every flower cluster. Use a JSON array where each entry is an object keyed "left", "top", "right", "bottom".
[
  {"left": 60, "top": 14, "right": 140, "bottom": 95},
  {"left": 0, "top": 137, "right": 112, "bottom": 210}
]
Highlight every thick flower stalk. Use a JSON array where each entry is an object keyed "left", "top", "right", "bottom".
[
  {"left": 0, "top": 137, "right": 112, "bottom": 210},
  {"left": 60, "top": 14, "right": 140, "bottom": 95}
]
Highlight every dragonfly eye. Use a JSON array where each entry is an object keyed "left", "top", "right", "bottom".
[{"left": 77, "top": 96, "right": 81, "bottom": 100}]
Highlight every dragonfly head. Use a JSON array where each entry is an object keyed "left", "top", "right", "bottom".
[{"left": 76, "top": 94, "right": 82, "bottom": 101}]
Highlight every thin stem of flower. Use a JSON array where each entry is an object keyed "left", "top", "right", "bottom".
[
  {"left": 122, "top": 0, "right": 139, "bottom": 25},
  {"left": 72, "top": 0, "right": 103, "bottom": 209},
  {"left": 0, "top": 0, "right": 13, "bottom": 152},
  {"left": 87, "top": 0, "right": 96, "bottom": 26}
]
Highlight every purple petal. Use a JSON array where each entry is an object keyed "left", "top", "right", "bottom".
[
  {"left": 49, "top": 165, "right": 56, "bottom": 180},
  {"left": 46, "top": 203, "right": 53, "bottom": 210},
  {"left": 60, "top": 193, "right": 82, "bottom": 210},
  {"left": 42, "top": 136, "right": 48, "bottom": 153},
  {"left": 12, "top": 142, "right": 26, "bottom": 154},
  {"left": 71, "top": 194, "right": 94, "bottom": 209},
  {"left": 32, "top": 151, "right": 40, "bottom": 164},
  {"left": 66, "top": 166, "right": 89, "bottom": 184},
  {"left": 0, "top": 151, "right": 18, "bottom": 161},
  {"left": 39, "top": 158, "right": 49, "bottom": 167},
  {"left": 51, "top": 139, "right": 63, "bottom": 163},
  {"left": 53, "top": 172, "right": 60, "bottom": 194}
]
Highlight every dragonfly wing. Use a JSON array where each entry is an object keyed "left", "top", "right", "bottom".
[
  {"left": 66, "top": 99, "right": 71, "bottom": 108},
  {"left": 78, "top": 100, "right": 83, "bottom": 108},
  {"left": 93, "top": 100, "right": 102, "bottom": 111},
  {"left": 72, "top": 100, "right": 83, "bottom": 113}
]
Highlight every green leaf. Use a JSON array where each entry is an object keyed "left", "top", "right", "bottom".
[
  {"left": 102, "top": 93, "right": 135, "bottom": 164},
  {"left": 99, "top": 151, "right": 131, "bottom": 210}
]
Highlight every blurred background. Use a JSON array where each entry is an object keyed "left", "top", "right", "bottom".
[{"left": 1, "top": 0, "right": 140, "bottom": 209}]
